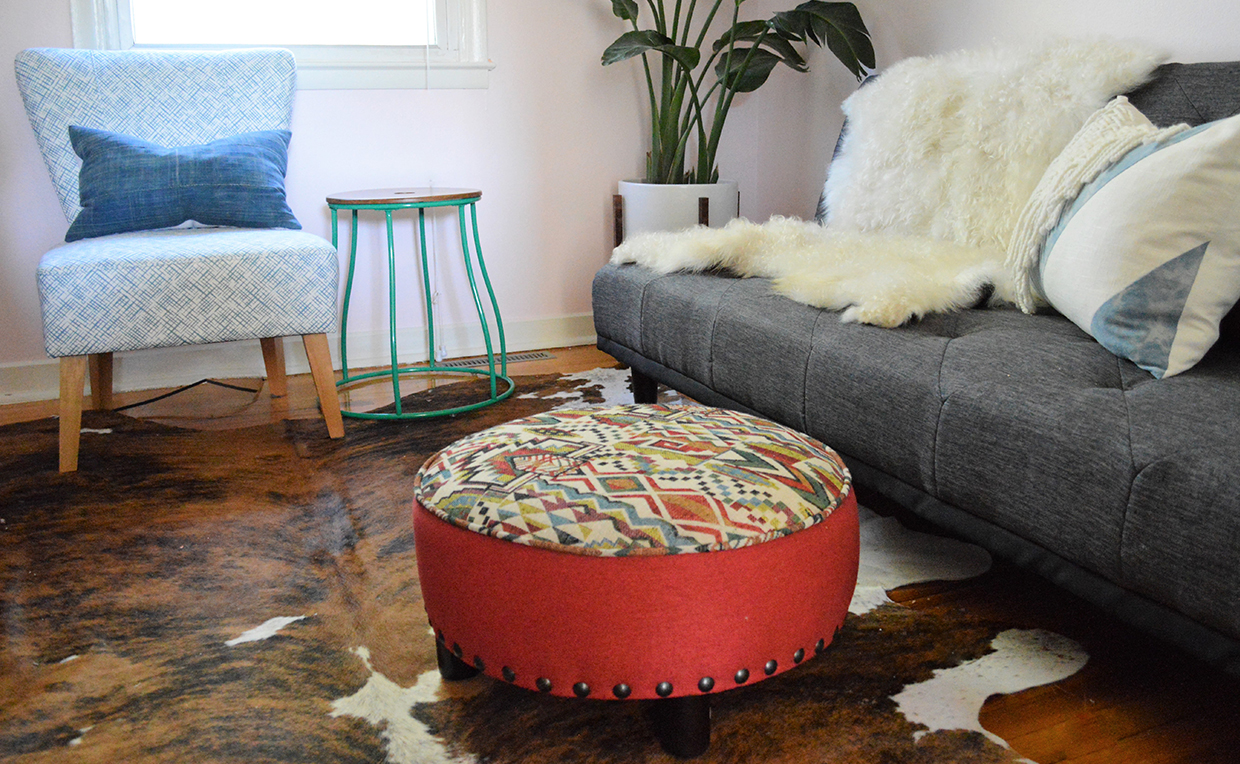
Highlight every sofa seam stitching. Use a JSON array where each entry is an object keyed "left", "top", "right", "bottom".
[
  {"left": 801, "top": 309, "right": 826, "bottom": 434},
  {"left": 1172, "top": 73, "right": 1207, "bottom": 124},
  {"left": 929, "top": 315, "right": 960, "bottom": 499},
  {"left": 1116, "top": 359, "right": 1140, "bottom": 583},
  {"left": 637, "top": 272, "right": 655, "bottom": 359},
  {"left": 706, "top": 278, "right": 741, "bottom": 391}
]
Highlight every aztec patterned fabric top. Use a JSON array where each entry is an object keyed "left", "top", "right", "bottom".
[{"left": 415, "top": 404, "right": 851, "bottom": 557}]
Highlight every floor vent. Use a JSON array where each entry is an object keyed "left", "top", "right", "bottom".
[{"left": 437, "top": 351, "right": 553, "bottom": 369}]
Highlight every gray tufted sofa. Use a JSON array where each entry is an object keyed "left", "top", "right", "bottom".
[{"left": 591, "top": 62, "right": 1240, "bottom": 674}]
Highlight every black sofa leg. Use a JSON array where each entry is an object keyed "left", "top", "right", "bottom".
[
  {"left": 436, "top": 639, "right": 480, "bottom": 681},
  {"left": 648, "top": 695, "right": 711, "bottom": 758},
  {"left": 631, "top": 368, "right": 659, "bottom": 404}
]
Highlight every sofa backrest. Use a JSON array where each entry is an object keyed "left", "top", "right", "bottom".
[{"left": 1126, "top": 61, "right": 1240, "bottom": 127}]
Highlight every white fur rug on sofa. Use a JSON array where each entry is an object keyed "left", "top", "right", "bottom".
[{"left": 611, "top": 38, "right": 1164, "bottom": 327}]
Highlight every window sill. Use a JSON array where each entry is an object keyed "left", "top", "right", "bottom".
[{"left": 297, "top": 59, "right": 494, "bottom": 90}]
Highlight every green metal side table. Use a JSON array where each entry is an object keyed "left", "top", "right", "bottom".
[{"left": 326, "top": 187, "right": 513, "bottom": 419}]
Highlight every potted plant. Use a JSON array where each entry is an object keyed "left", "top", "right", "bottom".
[{"left": 604, "top": 0, "right": 874, "bottom": 238}]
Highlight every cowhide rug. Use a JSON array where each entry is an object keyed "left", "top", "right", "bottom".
[{"left": 0, "top": 369, "right": 1087, "bottom": 763}]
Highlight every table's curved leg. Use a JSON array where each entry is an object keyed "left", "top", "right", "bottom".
[
  {"left": 385, "top": 209, "right": 402, "bottom": 416},
  {"left": 457, "top": 203, "right": 499, "bottom": 398},
  {"left": 469, "top": 202, "right": 508, "bottom": 381},
  {"left": 336, "top": 209, "right": 362, "bottom": 382},
  {"left": 418, "top": 207, "right": 437, "bottom": 368}
]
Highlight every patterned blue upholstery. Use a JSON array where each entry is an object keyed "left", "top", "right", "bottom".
[
  {"left": 38, "top": 228, "right": 338, "bottom": 357},
  {"left": 15, "top": 48, "right": 297, "bottom": 222},
  {"left": 14, "top": 47, "right": 338, "bottom": 358}
]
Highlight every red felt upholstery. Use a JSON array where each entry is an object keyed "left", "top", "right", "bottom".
[{"left": 413, "top": 489, "right": 858, "bottom": 700}]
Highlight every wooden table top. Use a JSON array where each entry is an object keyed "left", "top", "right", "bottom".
[{"left": 326, "top": 187, "right": 482, "bottom": 206}]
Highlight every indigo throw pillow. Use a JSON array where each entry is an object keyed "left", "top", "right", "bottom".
[
  {"left": 65, "top": 126, "right": 301, "bottom": 242},
  {"left": 1036, "top": 112, "right": 1240, "bottom": 378}
]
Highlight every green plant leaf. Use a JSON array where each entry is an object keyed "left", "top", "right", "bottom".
[
  {"left": 602, "top": 30, "right": 701, "bottom": 70},
  {"left": 601, "top": 0, "right": 873, "bottom": 183},
  {"left": 796, "top": 1, "right": 875, "bottom": 77},
  {"left": 712, "top": 20, "right": 769, "bottom": 52},
  {"left": 715, "top": 48, "right": 782, "bottom": 93},
  {"left": 610, "top": 0, "right": 639, "bottom": 21},
  {"left": 758, "top": 33, "right": 807, "bottom": 71},
  {"left": 770, "top": 11, "right": 810, "bottom": 40},
  {"left": 714, "top": 20, "right": 806, "bottom": 72}
]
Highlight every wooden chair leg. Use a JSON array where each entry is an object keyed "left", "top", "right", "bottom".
[
  {"left": 88, "top": 352, "right": 113, "bottom": 411},
  {"left": 260, "top": 337, "right": 288, "bottom": 398},
  {"left": 302, "top": 333, "right": 344, "bottom": 439},
  {"left": 59, "top": 356, "right": 88, "bottom": 472}
]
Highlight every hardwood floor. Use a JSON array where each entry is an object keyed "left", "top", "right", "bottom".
[
  {"left": 869, "top": 486, "right": 1240, "bottom": 764},
  {"left": 4, "top": 343, "right": 1238, "bottom": 763},
  {"left": 0, "top": 345, "right": 617, "bottom": 430}
]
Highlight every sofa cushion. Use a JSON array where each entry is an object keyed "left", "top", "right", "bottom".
[
  {"left": 933, "top": 315, "right": 1139, "bottom": 579},
  {"left": 593, "top": 262, "right": 1240, "bottom": 642},
  {"left": 1122, "top": 344, "right": 1240, "bottom": 638}
]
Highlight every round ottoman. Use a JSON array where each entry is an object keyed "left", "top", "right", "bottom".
[{"left": 412, "top": 404, "right": 858, "bottom": 757}]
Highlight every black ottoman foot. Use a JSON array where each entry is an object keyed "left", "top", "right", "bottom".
[
  {"left": 436, "top": 639, "right": 480, "bottom": 681},
  {"left": 631, "top": 368, "right": 659, "bottom": 404},
  {"left": 648, "top": 695, "right": 711, "bottom": 758}
]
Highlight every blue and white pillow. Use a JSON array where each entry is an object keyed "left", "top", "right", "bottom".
[
  {"left": 1037, "top": 112, "right": 1240, "bottom": 378},
  {"left": 66, "top": 126, "right": 301, "bottom": 242}
]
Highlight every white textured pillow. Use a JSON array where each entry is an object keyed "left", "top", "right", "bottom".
[
  {"left": 1006, "top": 96, "right": 1187, "bottom": 313},
  {"left": 1038, "top": 112, "right": 1240, "bottom": 378}
]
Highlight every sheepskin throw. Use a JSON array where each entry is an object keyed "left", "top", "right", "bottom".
[{"left": 612, "top": 38, "right": 1164, "bottom": 327}]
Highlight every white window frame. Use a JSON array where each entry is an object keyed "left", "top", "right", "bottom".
[{"left": 69, "top": 0, "right": 492, "bottom": 89}]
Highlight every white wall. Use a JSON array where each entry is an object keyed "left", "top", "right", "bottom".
[
  {"left": 2, "top": 0, "right": 1239, "bottom": 401},
  {"left": 0, "top": 0, "right": 838, "bottom": 400},
  {"left": 801, "top": 0, "right": 1240, "bottom": 235}
]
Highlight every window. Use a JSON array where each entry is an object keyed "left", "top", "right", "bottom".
[{"left": 70, "top": 0, "right": 491, "bottom": 89}]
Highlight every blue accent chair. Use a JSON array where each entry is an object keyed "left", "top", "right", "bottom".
[{"left": 15, "top": 47, "right": 344, "bottom": 471}]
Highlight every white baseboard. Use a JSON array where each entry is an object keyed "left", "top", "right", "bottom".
[{"left": 0, "top": 313, "right": 597, "bottom": 405}]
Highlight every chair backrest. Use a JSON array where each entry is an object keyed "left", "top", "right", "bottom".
[{"left": 14, "top": 47, "right": 297, "bottom": 223}]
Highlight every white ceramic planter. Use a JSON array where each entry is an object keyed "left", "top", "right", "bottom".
[{"left": 617, "top": 180, "right": 740, "bottom": 240}]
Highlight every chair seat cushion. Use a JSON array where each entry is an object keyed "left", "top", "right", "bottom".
[
  {"left": 415, "top": 404, "right": 852, "bottom": 556},
  {"left": 37, "top": 226, "right": 338, "bottom": 357}
]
